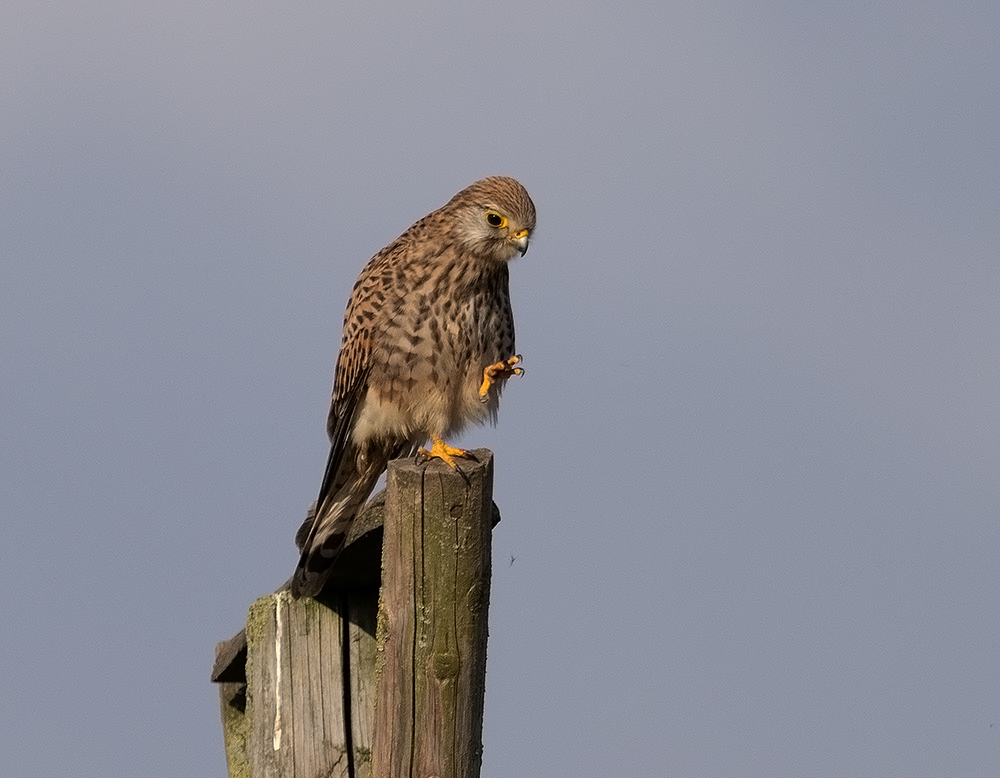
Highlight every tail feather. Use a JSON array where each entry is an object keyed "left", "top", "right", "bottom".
[
  {"left": 291, "top": 527, "right": 348, "bottom": 598},
  {"left": 290, "top": 438, "right": 415, "bottom": 598},
  {"left": 294, "top": 502, "right": 318, "bottom": 552},
  {"left": 290, "top": 467, "right": 374, "bottom": 598}
]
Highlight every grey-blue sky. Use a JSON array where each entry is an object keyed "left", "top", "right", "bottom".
[{"left": 3, "top": 1, "right": 999, "bottom": 776}]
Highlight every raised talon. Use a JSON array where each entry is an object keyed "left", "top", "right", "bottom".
[
  {"left": 417, "top": 436, "right": 476, "bottom": 469},
  {"left": 479, "top": 355, "right": 525, "bottom": 399}
]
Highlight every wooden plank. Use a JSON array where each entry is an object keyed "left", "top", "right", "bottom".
[
  {"left": 216, "top": 650, "right": 250, "bottom": 778},
  {"left": 245, "top": 595, "right": 280, "bottom": 778},
  {"left": 246, "top": 593, "right": 352, "bottom": 778},
  {"left": 348, "top": 591, "right": 379, "bottom": 778},
  {"left": 372, "top": 449, "right": 494, "bottom": 778}
]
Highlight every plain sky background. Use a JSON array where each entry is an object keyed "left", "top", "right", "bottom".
[{"left": 3, "top": 1, "right": 999, "bottom": 776}]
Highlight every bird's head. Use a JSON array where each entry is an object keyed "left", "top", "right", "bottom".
[{"left": 449, "top": 176, "right": 536, "bottom": 263}]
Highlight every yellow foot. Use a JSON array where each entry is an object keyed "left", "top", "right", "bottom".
[
  {"left": 479, "top": 355, "right": 524, "bottom": 400},
  {"left": 417, "top": 436, "right": 478, "bottom": 469}
]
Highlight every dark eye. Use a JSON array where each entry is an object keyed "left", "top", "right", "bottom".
[{"left": 485, "top": 211, "right": 507, "bottom": 228}]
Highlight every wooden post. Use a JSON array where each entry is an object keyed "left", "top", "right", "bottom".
[
  {"left": 241, "top": 588, "right": 379, "bottom": 778},
  {"left": 373, "top": 450, "right": 494, "bottom": 778},
  {"left": 213, "top": 450, "right": 497, "bottom": 778}
]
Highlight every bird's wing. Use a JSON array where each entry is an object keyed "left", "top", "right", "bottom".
[
  {"left": 314, "top": 242, "right": 397, "bottom": 519},
  {"left": 291, "top": 246, "right": 398, "bottom": 581},
  {"left": 292, "top": 292, "right": 375, "bottom": 545}
]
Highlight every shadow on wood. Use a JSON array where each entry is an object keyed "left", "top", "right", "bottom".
[{"left": 213, "top": 450, "right": 499, "bottom": 778}]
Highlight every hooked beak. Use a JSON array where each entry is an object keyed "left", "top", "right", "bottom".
[{"left": 511, "top": 229, "right": 530, "bottom": 257}]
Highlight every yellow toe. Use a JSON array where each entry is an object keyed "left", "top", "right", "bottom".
[
  {"left": 479, "top": 355, "right": 524, "bottom": 398},
  {"left": 419, "top": 436, "right": 474, "bottom": 468}
]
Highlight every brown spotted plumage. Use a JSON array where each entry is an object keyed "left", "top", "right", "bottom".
[{"left": 290, "top": 176, "right": 536, "bottom": 598}]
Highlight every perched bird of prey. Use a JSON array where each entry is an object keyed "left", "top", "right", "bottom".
[{"left": 290, "top": 176, "right": 536, "bottom": 599}]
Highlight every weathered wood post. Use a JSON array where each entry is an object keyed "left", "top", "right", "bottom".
[
  {"left": 373, "top": 451, "right": 494, "bottom": 778},
  {"left": 212, "top": 450, "right": 497, "bottom": 778}
]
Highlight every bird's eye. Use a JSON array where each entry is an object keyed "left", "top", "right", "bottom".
[{"left": 485, "top": 210, "right": 507, "bottom": 228}]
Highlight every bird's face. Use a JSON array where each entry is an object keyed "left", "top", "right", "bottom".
[
  {"left": 450, "top": 177, "right": 537, "bottom": 263},
  {"left": 464, "top": 205, "right": 532, "bottom": 261}
]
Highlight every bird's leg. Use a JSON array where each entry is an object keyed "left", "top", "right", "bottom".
[
  {"left": 417, "top": 435, "right": 478, "bottom": 469},
  {"left": 479, "top": 355, "right": 524, "bottom": 400}
]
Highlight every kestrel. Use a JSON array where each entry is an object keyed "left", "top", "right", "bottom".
[{"left": 290, "top": 176, "right": 536, "bottom": 598}]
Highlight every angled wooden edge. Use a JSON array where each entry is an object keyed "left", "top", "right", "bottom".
[
  {"left": 211, "top": 451, "right": 502, "bottom": 684},
  {"left": 213, "top": 630, "right": 249, "bottom": 683}
]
